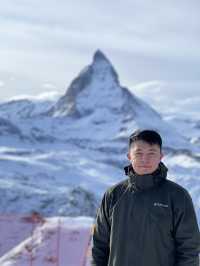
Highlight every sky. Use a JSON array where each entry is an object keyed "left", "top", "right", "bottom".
[{"left": 0, "top": 0, "right": 200, "bottom": 115}]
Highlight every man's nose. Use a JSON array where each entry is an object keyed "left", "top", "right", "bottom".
[{"left": 141, "top": 155, "right": 150, "bottom": 163}]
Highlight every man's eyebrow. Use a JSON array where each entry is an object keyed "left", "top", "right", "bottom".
[
  {"left": 148, "top": 148, "right": 157, "bottom": 151},
  {"left": 134, "top": 148, "right": 157, "bottom": 152}
]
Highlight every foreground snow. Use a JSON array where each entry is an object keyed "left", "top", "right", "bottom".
[{"left": 0, "top": 214, "right": 94, "bottom": 266}]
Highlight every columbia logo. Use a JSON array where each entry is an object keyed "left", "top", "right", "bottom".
[{"left": 154, "top": 202, "right": 169, "bottom": 208}]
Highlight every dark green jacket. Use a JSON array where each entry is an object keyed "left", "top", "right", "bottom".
[{"left": 91, "top": 162, "right": 200, "bottom": 266}]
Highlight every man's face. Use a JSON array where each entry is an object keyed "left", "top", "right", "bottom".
[{"left": 127, "top": 140, "right": 163, "bottom": 175}]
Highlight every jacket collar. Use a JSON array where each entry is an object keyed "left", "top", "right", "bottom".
[{"left": 124, "top": 162, "right": 168, "bottom": 190}]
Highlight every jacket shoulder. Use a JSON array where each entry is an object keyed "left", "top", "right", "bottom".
[
  {"left": 105, "top": 178, "right": 129, "bottom": 197},
  {"left": 164, "top": 179, "right": 194, "bottom": 207},
  {"left": 164, "top": 179, "right": 191, "bottom": 195},
  {"left": 103, "top": 178, "right": 129, "bottom": 213}
]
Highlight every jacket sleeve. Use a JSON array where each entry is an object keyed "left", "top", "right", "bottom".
[
  {"left": 173, "top": 190, "right": 200, "bottom": 266},
  {"left": 91, "top": 191, "right": 112, "bottom": 266}
]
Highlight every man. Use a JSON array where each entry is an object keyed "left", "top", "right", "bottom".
[{"left": 91, "top": 129, "right": 200, "bottom": 266}]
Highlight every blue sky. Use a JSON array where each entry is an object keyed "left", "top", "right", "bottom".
[{"left": 0, "top": 0, "right": 200, "bottom": 113}]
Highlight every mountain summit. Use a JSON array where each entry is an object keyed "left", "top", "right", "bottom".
[
  {"left": 92, "top": 49, "right": 119, "bottom": 83},
  {"left": 93, "top": 49, "right": 109, "bottom": 62},
  {"left": 48, "top": 50, "right": 159, "bottom": 124},
  {"left": 45, "top": 50, "right": 191, "bottom": 150},
  {"left": 49, "top": 49, "right": 121, "bottom": 117}
]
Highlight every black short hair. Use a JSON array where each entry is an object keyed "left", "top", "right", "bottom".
[{"left": 129, "top": 129, "right": 162, "bottom": 150}]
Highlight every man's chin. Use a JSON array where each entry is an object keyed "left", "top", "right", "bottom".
[
  {"left": 136, "top": 167, "right": 154, "bottom": 175},
  {"left": 137, "top": 171, "right": 152, "bottom": 175}
]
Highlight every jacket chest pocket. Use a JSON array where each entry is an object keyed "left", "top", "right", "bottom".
[{"left": 148, "top": 204, "right": 173, "bottom": 233}]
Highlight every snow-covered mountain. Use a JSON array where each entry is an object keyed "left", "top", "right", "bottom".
[
  {"left": 0, "top": 50, "right": 199, "bottom": 225},
  {"left": 0, "top": 117, "right": 23, "bottom": 138},
  {"left": 0, "top": 50, "right": 192, "bottom": 149}
]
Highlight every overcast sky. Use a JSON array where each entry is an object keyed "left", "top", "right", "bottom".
[{"left": 0, "top": 0, "right": 200, "bottom": 114}]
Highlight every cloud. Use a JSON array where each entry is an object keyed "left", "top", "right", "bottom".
[
  {"left": 127, "top": 80, "right": 200, "bottom": 119},
  {"left": 133, "top": 80, "right": 165, "bottom": 93},
  {"left": 0, "top": 81, "right": 5, "bottom": 87},
  {"left": 9, "top": 91, "right": 61, "bottom": 102},
  {"left": 42, "top": 83, "right": 57, "bottom": 90},
  {"left": 1, "top": 0, "right": 200, "bottom": 58}
]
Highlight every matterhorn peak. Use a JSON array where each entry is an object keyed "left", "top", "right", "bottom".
[
  {"left": 93, "top": 49, "right": 111, "bottom": 64},
  {"left": 91, "top": 49, "right": 119, "bottom": 83},
  {"left": 49, "top": 50, "right": 121, "bottom": 117}
]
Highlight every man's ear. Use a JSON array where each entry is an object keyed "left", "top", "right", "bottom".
[
  {"left": 127, "top": 153, "right": 131, "bottom": 160},
  {"left": 160, "top": 152, "right": 164, "bottom": 160}
]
